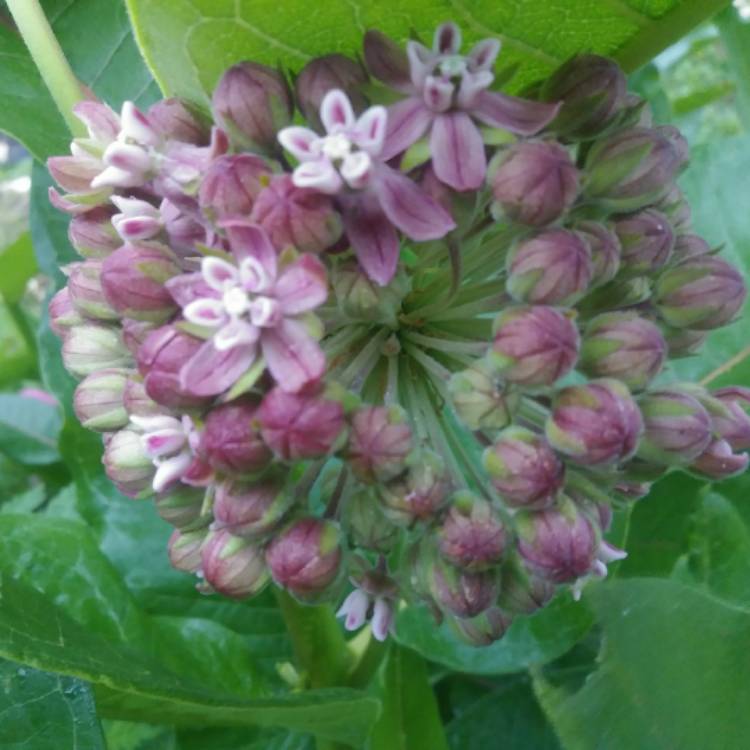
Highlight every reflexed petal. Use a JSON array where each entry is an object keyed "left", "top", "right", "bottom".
[
  {"left": 381, "top": 97, "right": 433, "bottom": 161},
  {"left": 120, "top": 101, "right": 160, "bottom": 146},
  {"left": 340, "top": 152, "right": 372, "bottom": 189},
  {"left": 277, "top": 126, "right": 320, "bottom": 162},
  {"left": 48, "top": 187, "right": 109, "bottom": 215},
  {"left": 292, "top": 159, "right": 343, "bottom": 195},
  {"left": 371, "top": 598, "right": 394, "bottom": 641},
  {"left": 354, "top": 106, "right": 387, "bottom": 155},
  {"left": 152, "top": 452, "right": 193, "bottom": 493},
  {"left": 407, "top": 41, "right": 436, "bottom": 89},
  {"left": 430, "top": 111, "right": 486, "bottom": 191},
  {"left": 183, "top": 297, "right": 226, "bottom": 327},
  {"left": 224, "top": 220, "right": 278, "bottom": 277},
  {"left": 456, "top": 70, "right": 494, "bottom": 109},
  {"left": 73, "top": 101, "right": 120, "bottom": 143},
  {"left": 113, "top": 216, "right": 162, "bottom": 241},
  {"left": 110, "top": 195, "right": 159, "bottom": 217},
  {"left": 373, "top": 165, "right": 456, "bottom": 241},
  {"left": 214, "top": 318, "right": 259, "bottom": 351},
  {"left": 201, "top": 255, "right": 239, "bottom": 291},
  {"left": 130, "top": 414, "right": 183, "bottom": 432},
  {"left": 433, "top": 21, "right": 462, "bottom": 54},
  {"left": 471, "top": 90, "right": 560, "bottom": 135},
  {"left": 180, "top": 339, "right": 258, "bottom": 396},
  {"left": 423, "top": 76, "right": 454, "bottom": 113},
  {"left": 274, "top": 255, "right": 329, "bottom": 315},
  {"left": 91, "top": 165, "right": 144, "bottom": 189},
  {"left": 166, "top": 272, "right": 217, "bottom": 306},
  {"left": 261, "top": 317, "right": 326, "bottom": 392},
  {"left": 320, "top": 89, "right": 356, "bottom": 133},
  {"left": 343, "top": 199, "right": 400, "bottom": 286},
  {"left": 102, "top": 141, "right": 151, "bottom": 173},
  {"left": 142, "top": 428, "right": 186, "bottom": 458},
  {"left": 468, "top": 38, "right": 501, "bottom": 72},
  {"left": 182, "top": 456, "right": 214, "bottom": 487},
  {"left": 47, "top": 156, "right": 102, "bottom": 193},
  {"left": 363, "top": 30, "right": 414, "bottom": 93},
  {"left": 239, "top": 256, "right": 274, "bottom": 294},
  {"left": 337, "top": 589, "right": 369, "bottom": 631}
]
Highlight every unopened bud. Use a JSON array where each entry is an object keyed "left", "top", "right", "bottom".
[
  {"left": 62, "top": 324, "right": 131, "bottom": 378},
  {"left": 102, "top": 428, "right": 154, "bottom": 497},
  {"left": 448, "top": 607, "right": 512, "bottom": 647},
  {"left": 156, "top": 485, "right": 208, "bottom": 530},
  {"left": 342, "top": 486, "right": 399, "bottom": 553},
  {"left": 448, "top": 361, "right": 517, "bottom": 430},
  {"left": 48, "top": 287, "right": 84, "bottom": 338},
  {"left": 661, "top": 325, "right": 708, "bottom": 359},
  {"left": 711, "top": 387, "right": 750, "bottom": 451},
  {"left": 168, "top": 528, "right": 207, "bottom": 572},
  {"left": 147, "top": 98, "right": 208, "bottom": 144},
  {"left": 347, "top": 405, "right": 413, "bottom": 483},
  {"left": 199, "top": 154, "right": 270, "bottom": 223},
  {"left": 429, "top": 556, "right": 499, "bottom": 619},
  {"left": 73, "top": 367, "right": 129, "bottom": 431},
  {"left": 201, "top": 529, "right": 269, "bottom": 598},
  {"left": 614, "top": 209, "right": 675, "bottom": 274},
  {"left": 68, "top": 206, "right": 120, "bottom": 258},
  {"left": 214, "top": 477, "right": 294, "bottom": 539},
  {"left": 574, "top": 221, "right": 621, "bottom": 286},
  {"left": 672, "top": 233, "right": 710, "bottom": 262},
  {"left": 497, "top": 558, "right": 556, "bottom": 615},
  {"left": 691, "top": 438, "right": 749, "bottom": 480},
  {"left": 67, "top": 259, "right": 118, "bottom": 321}
]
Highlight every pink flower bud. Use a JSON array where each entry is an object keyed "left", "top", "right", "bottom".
[
  {"left": 347, "top": 405, "right": 413, "bottom": 483},
  {"left": 198, "top": 154, "right": 270, "bottom": 223},
  {"left": 110, "top": 197, "right": 162, "bottom": 242},
  {"left": 506, "top": 229, "right": 592, "bottom": 306},
  {"left": 657, "top": 184, "right": 691, "bottom": 231},
  {"left": 67, "top": 259, "right": 118, "bottom": 322},
  {"left": 47, "top": 155, "right": 102, "bottom": 193},
  {"left": 73, "top": 367, "right": 129, "bottom": 431},
  {"left": 68, "top": 206, "right": 120, "bottom": 258},
  {"left": 575, "top": 221, "right": 621, "bottom": 286},
  {"left": 265, "top": 518, "right": 343, "bottom": 602},
  {"left": 137, "top": 325, "right": 207, "bottom": 409},
  {"left": 62, "top": 324, "right": 132, "bottom": 378},
  {"left": 250, "top": 174, "right": 342, "bottom": 254},
  {"left": 498, "top": 559, "right": 556, "bottom": 615},
  {"left": 363, "top": 29, "right": 412, "bottom": 92},
  {"left": 448, "top": 607, "right": 512, "bottom": 647},
  {"left": 214, "top": 477, "right": 294, "bottom": 539},
  {"left": 48, "top": 287, "right": 84, "bottom": 338},
  {"left": 614, "top": 208, "right": 675, "bottom": 273},
  {"left": 122, "top": 319, "right": 156, "bottom": 356},
  {"left": 438, "top": 491, "right": 507, "bottom": 571},
  {"left": 516, "top": 501, "right": 599, "bottom": 583},
  {"left": 672, "top": 233, "right": 710, "bottom": 262},
  {"left": 156, "top": 485, "right": 207, "bottom": 530},
  {"left": 295, "top": 54, "right": 368, "bottom": 129},
  {"left": 212, "top": 62, "right": 293, "bottom": 151},
  {"left": 489, "top": 305, "right": 580, "bottom": 386},
  {"left": 655, "top": 255, "right": 746, "bottom": 330},
  {"left": 636, "top": 387, "right": 712, "bottom": 466},
  {"left": 712, "top": 387, "right": 750, "bottom": 451},
  {"left": 429, "top": 556, "right": 500, "bottom": 619},
  {"left": 200, "top": 398, "right": 271, "bottom": 476},
  {"left": 579, "top": 312, "right": 667, "bottom": 391},
  {"left": 448, "top": 361, "right": 518, "bottom": 430},
  {"left": 546, "top": 379, "right": 643, "bottom": 466},
  {"left": 147, "top": 98, "right": 209, "bottom": 144},
  {"left": 102, "top": 428, "right": 155, "bottom": 497},
  {"left": 123, "top": 374, "right": 161, "bottom": 417},
  {"left": 488, "top": 141, "right": 579, "bottom": 226},
  {"left": 168, "top": 528, "right": 207, "bottom": 572},
  {"left": 691, "top": 438, "right": 749, "bottom": 480},
  {"left": 662, "top": 326, "right": 708, "bottom": 359},
  {"left": 257, "top": 386, "right": 345, "bottom": 461},
  {"left": 101, "top": 242, "right": 180, "bottom": 322},
  {"left": 483, "top": 426, "right": 564, "bottom": 509},
  {"left": 331, "top": 261, "right": 409, "bottom": 326},
  {"left": 200, "top": 529, "right": 269, "bottom": 598}
]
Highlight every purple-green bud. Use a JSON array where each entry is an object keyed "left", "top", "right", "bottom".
[
  {"left": 156, "top": 485, "right": 208, "bottom": 531},
  {"left": 201, "top": 397, "right": 271, "bottom": 476},
  {"left": 438, "top": 491, "right": 507, "bottom": 571},
  {"left": 123, "top": 375, "right": 161, "bottom": 417},
  {"left": 579, "top": 312, "right": 667, "bottom": 391},
  {"left": 489, "top": 305, "right": 580, "bottom": 386},
  {"left": 295, "top": 54, "right": 368, "bottom": 129},
  {"left": 546, "top": 378, "right": 643, "bottom": 466},
  {"left": 168, "top": 528, "right": 207, "bottom": 573},
  {"left": 614, "top": 209, "right": 675, "bottom": 274},
  {"left": 672, "top": 233, "right": 710, "bottom": 262},
  {"left": 712, "top": 387, "right": 750, "bottom": 451},
  {"left": 636, "top": 387, "right": 712, "bottom": 466},
  {"left": 448, "top": 361, "right": 518, "bottom": 430},
  {"left": 506, "top": 229, "right": 592, "bottom": 306},
  {"left": 73, "top": 367, "right": 129, "bottom": 431},
  {"left": 379, "top": 449, "right": 450, "bottom": 525},
  {"left": 147, "top": 98, "right": 209, "bottom": 144},
  {"left": 584, "top": 127, "right": 682, "bottom": 212},
  {"left": 48, "top": 287, "right": 84, "bottom": 338},
  {"left": 655, "top": 256, "right": 746, "bottom": 330},
  {"left": 201, "top": 529, "right": 269, "bottom": 599},
  {"left": 250, "top": 174, "right": 343, "bottom": 254},
  {"left": 347, "top": 405, "right": 413, "bottom": 483},
  {"left": 257, "top": 386, "right": 345, "bottom": 461},
  {"left": 497, "top": 558, "right": 556, "bottom": 615},
  {"left": 575, "top": 221, "right": 621, "bottom": 287},
  {"left": 448, "top": 607, "right": 512, "bottom": 647},
  {"left": 657, "top": 184, "right": 691, "bottom": 231},
  {"left": 541, "top": 54, "right": 627, "bottom": 139},
  {"left": 655, "top": 125, "right": 689, "bottom": 171},
  {"left": 691, "top": 438, "right": 749, "bottom": 480},
  {"left": 102, "top": 428, "right": 154, "bottom": 498},
  {"left": 483, "top": 426, "right": 564, "bottom": 509},
  {"left": 661, "top": 326, "right": 708, "bottom": 359},
  {"left": 488, "top": 141, "right": 579, "bottom": 226},
  {"left": 214, "top": 477, "right": 294, "bottom": 539},
  {"left": 122, "top": 319, "right": 157, "bottom": 357},
  {"left": 198, "top": 154, "right": 270, "bottom": 223},
  {"left": 212, "top": 61, "right": 293, "bottom": 152},
  {"left": 516, "top": 500, "right": 599, "bottom": 583},
  {"left": 67, "top": 260, "right": 118, "bottom": 321},
  {"left": 332, "top": 261, "right": 408, "bottom": 327},
  {"left": 68, "top": 207, "right": 120, "bottom": 258},
  {"left": 580, "top": 275, "right": 652, "bottom": 315},
  {"left": 342, "top": 486, "right": 399, "bottom": 553},
  {"left": 62, "top": 324, "right": 132, "bottom": 378},
  {"left": 265, "top": 518, "right": 343, "bottom": 602},
  {"left": 101, "top": 242, "right": 180, "bottom": 322},
  {"left": 429, "top": 556, "right": 499, "bottom": 619}
]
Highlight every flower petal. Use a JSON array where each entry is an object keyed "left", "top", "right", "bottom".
[
  {"left": 320, "top": 89, "right": 356, "bottom": 133},
  {"left": 201, "top": 256, "right": 239, "bottom": 291},
  {"left": 340, "top": 152, "right": 372, "bottom": 189},
  {"left": 223, "top": 220, "right": 278, "bottom": 278},
  {"left": 354, "top": 106, "right": 388, "bottom": 155},
  {"left": 381, "top": 97, "right": 433, "bottom": 161},
  {"left": 433, "top": 22, "right": 462, "bottom": 54},
  {"left": 371, "top": 598, "right": 394, "bottom": 641},
  {"left": 337, "top": 589, "right": 369, "bottom": 631},
  {"left": 373, "top": 165, "right": 456, "bottom": 241},
  {"left": 73, "top": 101, "right": 120, "bottom": 143},
  {"left": 274, "top": 254, "right": 328, "bottom": 315},
  {"left": 423, "top": 76, "right": 454, "bottom": 113},
  {"left": 183, "top": 297, "right": 226, "bottom": 327},
  {"left": 153, "top": 452, "right": 193, "bottom": 493},
  {"left": 166, "top": 272, "right": 217, "bottom": 306},
  {"left": 292, "top": 159, "right": 343, "bottom": 195},
  {"left": 471, "top": 90, "right": 560, "bottom": 135},
  {"left": 407, "top": 41, "right": 436, "bottom": 89},
  {"left": 142, "top": 428, "right": 186, "bottom": 458},
  {"left": 120, "top": 101, "right": 160, "bottom": 146},
  {"left": 277, "top": 125, "right": 320, "bottom": 162},
  {"left": 430, "top": 111, "right": 486, "bottom": 191},
  {"left": 180, "top": 339, "right": 258, "bottom": 396},
  {"left": 214, "top": 319, "right": 260, "bottom": 351},
  {"left": 468, "top": 38, "right": 501, "bottom": 72},
  {"left": 261, "top": 318, "right": 326, "bottom": 392},
  {"left": 342, "top": 199, "right": 400, "bottom": 286},
  {"left": 363, "top": 30, "right": 414, "bottom": 93}
]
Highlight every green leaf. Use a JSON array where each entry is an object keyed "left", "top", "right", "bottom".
[
  {"left": 369, "top": 645, "right": 449, "bottom": 750},
  {"left": 0, "top": 232, "right": 37, "bottom": 304},
  {"left": 0, "top": 393, "right": 62, "bottom": 465},
  {"left": 126, "top": 0, "right": 730, "bottom": 108},
  {"left": 103, "top": 720, "right": 178, "bottom": 750},
  {"left": 0, "top": 297, "right": 35, "bottom": 387},
  {"left": 176, "top": 726, "right": 313, "bottom": 750},
  {"left": 394, "top": 594, "right": 593, "bottom": 675},
  {"left": 0, "top": 658, "right": 105, "bottom": 750},
  {"left": 534, "top": 578, "right": 750, "bottom": 750}
]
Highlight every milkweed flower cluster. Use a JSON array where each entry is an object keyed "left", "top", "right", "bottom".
[{"left": 48, "top": 21, "right": 749, "bottom": 647}]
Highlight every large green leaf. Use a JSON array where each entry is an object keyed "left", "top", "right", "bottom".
[
  {"left": 0, "top": 658, "right": 105, "bottom": 750},
  {"left": 0, "top": 393, "right": 62, "bottom": 465},
  {"left": 534, "top": 578, "right": 750, "bottom": 750},
  {"left": 125, "top": 0, "right": 731, "bottom": 108}
]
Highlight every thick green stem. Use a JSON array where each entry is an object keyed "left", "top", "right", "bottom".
[{"left": 6, "top": 0, "right": 86, "bottom": 136}]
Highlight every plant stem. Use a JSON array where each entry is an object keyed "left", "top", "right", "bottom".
[{"left": 6, "top": 0, "right": 86, "bottom": 136}]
